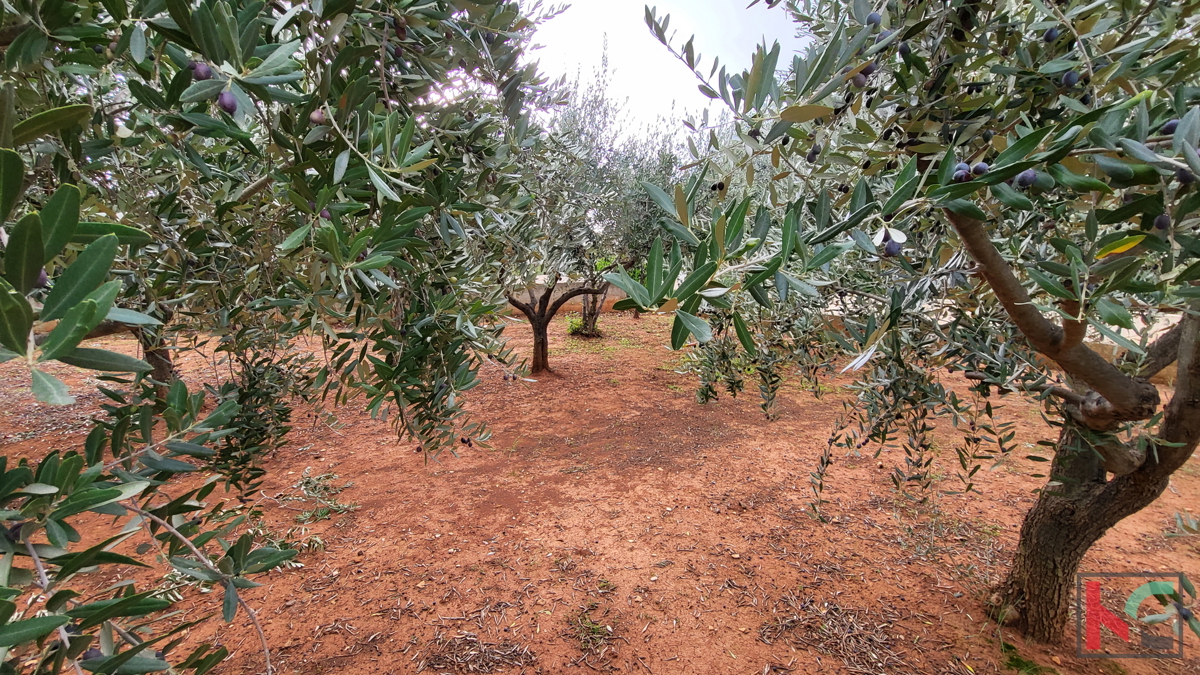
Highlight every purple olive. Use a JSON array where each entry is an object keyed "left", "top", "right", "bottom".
[
  {"left": 193, "top": 62, "right": 213, "bottom": 80},
  {"left": 108, "top": 41, "right": 118, "bottom": 51},
  {"left": 955, "top": 162, "right": 970, "bottom": 173},
  {"left": 1162, "top": 119, "right": 1180, "bottom": 134},
  {"left": 320, "top": 209, "right": 332, "bottom": 220},
  {"left": 898, "top": 41, "right": 911, "bottom": 57},
  {"left": 82, "top": 649, "right": 103, "bottom": 661},
  {"left": 35, "top": 269, "right": 48, "bottom": 289},
  {"left": 883, "top": 240, "right": 902, "bottom": 257},
  {"left": 972, "top": 162, "right": 989, "bottom": 175},
  {"left": 852, "top": 73, "right": 868, "bottom": 88},
  {"left": 1043, "top": 27, "right": 1059, "bottom": 42},
  {"left": 862, "top": 61, "right": 878, "bottom": 76},
  {"left": 92, "top": 44, "right": 104, "bottom": 53},
  {"left": 1015, "top": 169, "right": 1038, "bottom": 188},
  {"left": 866, "top": 12, "right": 882, "bottom": 27},
  {"left": 1061, "top": 70, "right": 1080, "bottom": 87},
  {"left": 1154, "top": 213, "right": 1171, "bottom": 230},
  {"left": 874, "top": 30, "right": 892, "bottom": 44},
  {"left": 309, "top": 109, "right": 326, "bottom": 125},
  {"left": 953, "top": 169, "right": 971, "bottom": 183},
  {"left": 1178, "top": 168, "right": 1196, "bottom": 185},
  {"left": 186, "top": 60, "right": 198, "bottom": 70},
  {"left": 217, "top": 91, "right": 237, "bottom": 114}
]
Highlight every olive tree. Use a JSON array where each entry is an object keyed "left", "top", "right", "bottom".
[
  {"left": 0, "top": 0, "right": 553, "bottom": 671},
  {"left": 495, "top": 65, "right": 623, "bottom": 372},
  {"left": 609, "top": 0, "right": 1200, "bottom": 642}
]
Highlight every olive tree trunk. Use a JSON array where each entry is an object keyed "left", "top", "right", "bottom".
[
  {"left": 506, "top": 277, "right": 604, "bottom": 375},
  {"left": 990, "top": 426, "right": 1189, "bottom": 640},
  {"left": 578, "top": 282, "right": 610, "bottom": 337},
  {"left": 947, "top": 210, "right": 1200, "bottom": 642},
  {"left": 131, "top": 326, "right": 178, "bottom": 400}
]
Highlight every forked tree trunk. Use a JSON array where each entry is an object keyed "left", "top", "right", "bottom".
[
  {"left": 991, "top": 349, "right": 1200, "bottom": 641},
  {"left": 946, "top": 210, "right": 1200, "bottom": 643},
  {"left": 578, "top": 283, "right": 609, "bottom": 337},
  {"left": 507, "top": 277, "right": 604, "bottom": 375}
]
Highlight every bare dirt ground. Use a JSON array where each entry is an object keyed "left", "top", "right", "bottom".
[{"left": 2, "top": 314, "right": 1198, "bottom": 675}]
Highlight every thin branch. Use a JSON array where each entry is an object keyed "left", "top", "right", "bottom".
[
  {"left": 1047, "top": 2, "right": 1094, "bottom": 79},
  {"left": 123, "top": 503, "right": 273, "bottom": 675},
  {"left": 235, "top": 162, "right": 292, "bottom": 203},
  {"left": 836, "top": 286, "right": 941, "bottom": 328},
  {"left": 24, "top": 540, "right": 87, "bottom": 675},
  {"left": 963, "top": 371, "right": 1085, "bottom": 405},
  {"left": 1118, "top": 0, "right": 1158, "bottom": 44},
  {"left": 1070, "top": 135, "right": 1173, "bottom": 156},
  {"left": 839, "top": 287, "right": 887, "bottom": 304}
]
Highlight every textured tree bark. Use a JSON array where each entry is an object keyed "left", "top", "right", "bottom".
[
  {"left": 993, "top": 425, "right": 1185, "bottom": 640},
  {"left": 530, "top": 320, "right": 550, "bottom": 374},
  {"left": 992, "top": 425, "right": 1107, "bottom": 640}
]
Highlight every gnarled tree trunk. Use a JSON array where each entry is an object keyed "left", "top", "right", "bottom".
[
  {"left": 946, "top": 210, "right": 1200, "bottom": 642},
  {"left": 507, "top": 277, "right": 604, "bottom": 374},
  {"left": 993, "top": 421, "right": 1193, "bottom": 640}
]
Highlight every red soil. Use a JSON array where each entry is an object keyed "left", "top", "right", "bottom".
[{"left": 1, "top": 314, "right": 1197, "bottom": 674}]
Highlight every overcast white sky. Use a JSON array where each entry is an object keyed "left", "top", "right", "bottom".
[{"left": 530, "top": 0, "right": 804, "bottom": 129}]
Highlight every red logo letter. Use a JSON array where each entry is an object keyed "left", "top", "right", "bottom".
[{"left": 1086, "top": 581, "right": 1130, "bottom": 649}]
